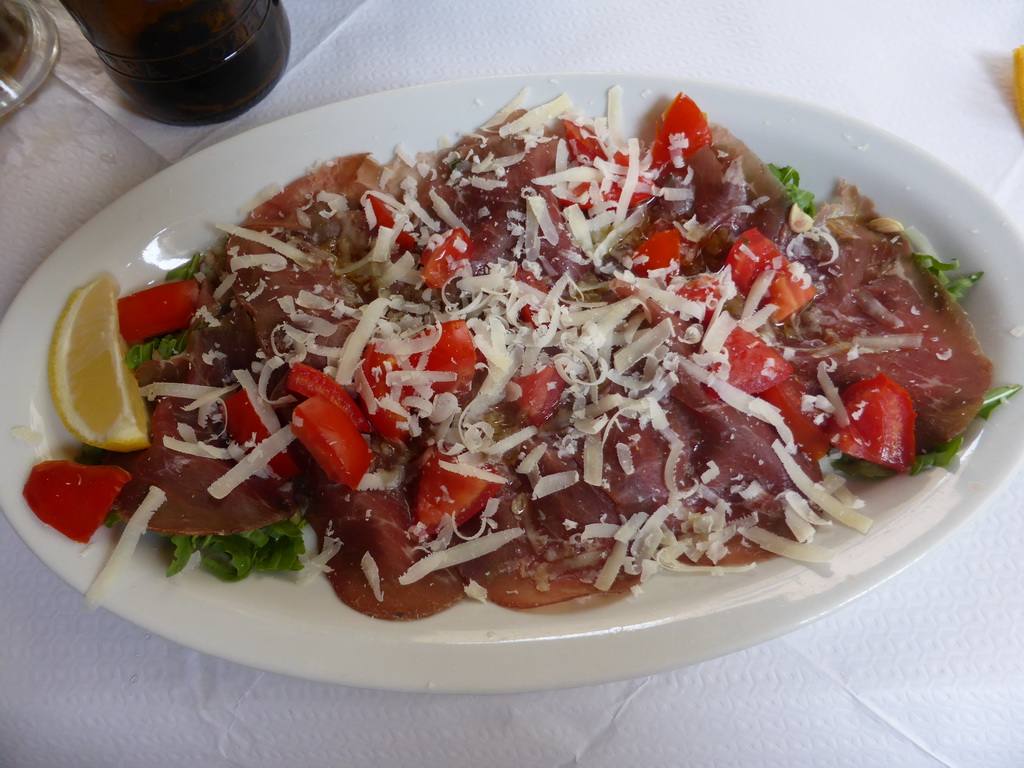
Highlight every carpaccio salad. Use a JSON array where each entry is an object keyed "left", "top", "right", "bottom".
[{"left": 24, "top": 88, "right": 1007, "bottom": 620}]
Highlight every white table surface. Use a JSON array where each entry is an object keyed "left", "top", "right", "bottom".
[{"left": 2, "top": 1, "right": 1023, "bottom": 766}]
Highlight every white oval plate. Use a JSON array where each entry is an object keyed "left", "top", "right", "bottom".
[{"left": 2, "top": 74, "right": 1024, "bottom": 693}]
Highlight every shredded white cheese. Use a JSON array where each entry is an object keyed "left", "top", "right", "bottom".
[
  {"left": 398, "top": 528, "right": 525, "bottom": 584},
  {"left": 85, "top": 486, "right": 167, "bottom": 609},
  {"left": 207, "top": 426, "right": 296, "bottom": 500}
]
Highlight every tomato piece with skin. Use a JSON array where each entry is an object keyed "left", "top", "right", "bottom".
[
  {"left": 759, "top": 379, "right": 831, "bottom": 461},
  {"left": 725, "top": 229, "right": 784, "bottom": 294},
  {"left": 414, "top": 448, "right": 503, "bottom": 530},
  {"left": 512, "top": 365, "right": 566, "bottom": 426},
  {"left": 366, "top": 193, "right": 417, "bottom": 252},
  {"left": 224, "top": 389, "right": 301, "bottom": 479},
  {"left": 416, "top": 319, "right": 478, "bottom": 397},
  {"left": 359, "top": 347, "right": 409, "bottom": 443},
  {"left": 562, "top": 120, "right": 606, "bottom": 163},
  {"left": 631, "top": 228, "right": 686, "bottom": 277},
  {"left": 720, "top": 327, "right": 794, "bottom": 395},
  {"left": 676, "top": 272, "right": 725, "bottom": 325},
  {"left": 559, "top": 120, "right": 654, "bottom": 209},
  {"left": 515, "top": 267, "right": 549, "bottom": 326},
  {"left": 725, "top": 228, "right": 817, "bottom": 321},
  {"left": 117, "top": 279, "right": 200, "bottom": 343},
  {"left": 23, "top": 461, "right": 131, "bottom": 544},
  {"left": 420, "top": 228, "right": 473, "bottom": 290},
  {"left": 286, "top": 362, "right": 370, "bottom": 433},
  {"left": 359, "top": 320, "right": 478, "bottom": 443},
  {"left": 650, "top": 93, "right": 713, "bottom": 170},
  {"left": 831, "top": 373, "right": 917, "bottom": 472},
  {"left": 767, "top": 263, "right": 818, "bottom": 322},
  {"left": 291, "top": 395, "right": 373, "bottom": 488}
]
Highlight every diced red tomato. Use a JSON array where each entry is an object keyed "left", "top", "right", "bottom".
[
  {"left": 291, "top": 395, "right": 372, "bottom": 488},
  {"left": 515, "top": 267, "right": 550, "bottom": 326},
  {"left": 559, "top": 120, "right": 654, "bottom": 209},
  {"left": 420, "top": 228, "right": 473, "bottom": 290},
  {"left": 359, "top": 347, "right": 409, "bottom": 443},
  {"left": 414, "top": 448, "right": 503, "bottom": 530},
  {"left": 511, "top": 365, "right": 565, "bottom": 426},
  {"left": 365, "top": 193, "right": 418, "bottom": 252},
  {"left": 417, "top": 319, "right": 478, "bottom": 397},
  {"left": 767, "top": 263, "right": 818, "bottom": 322},
  {"left": 720, "top": 327, "right": 794, "bottom": 395},
  {"left": 554, "top": 180, "right": 654, "bottom": 211},
  {"left": 553, "top": 182, "right": 595, "bottom": 210},
  {"left": 831, "top": 373, "right": 917, "bottom": 472},
  {"left": 562, "top": 120, "right": 606, "bottom": 163},
  {"left": 224, "top": 389, "right": 301, "bottom": 479},
  {"left": 676, "top": 273, "right": 725, "bottom": 325},
  {"left": 650, "top": 93, "right": 713, "bottom": 170},
  {"left": 286, "top": 362, "right": 370, "bottom": 433},
  {"left": 631, "top": 228, "right": 685, "bottom": 277},
  {"left": 117, "top": 279, "right": 200, "bottom": 343},
  {"left": 725, "top": 228, "right": 816, "bottom": 321},
  {"left": 760, "top": 379, "right": 831, "bottom": 461},
  {"left": 23, "top": 461, "right": 131, "bottom": 544},
  {"left": 725, "top": 229, "right": 784, "bottom": 293},
  {"left": 359, "top": 320, "right": 478, "bottom": 443}
]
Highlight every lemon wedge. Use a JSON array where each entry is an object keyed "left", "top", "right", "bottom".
[
  {"left": 1014, "top": 46, "right": 1024, "bottom": 128},
  {"left": 49, "top": 274, "right": 150, "bottom": 451}
]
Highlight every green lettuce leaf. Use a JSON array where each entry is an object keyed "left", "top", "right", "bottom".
[
  {"left": 910, "top": 436, "right": 963, "bottom": 475},
  {"left": 125, "top": 329, "right": 191, "bottom": 371},
  {"left": 829, "top": 453, "right": 896, "bottom": 479},
  {"left": 768, "top": 163, "right": 817, "bottom": 216},
  {"left": 912, "top": 252, "right": 983, "bottom": 300},
  {"left": 165, "top": 515, "right": 306, "bottom": 582},
  {"left": 978, "top": 384, "right": 1023, "bottom": 420},
  {"left": 165, "top": 253, "right": 202, "bottom": 282}
]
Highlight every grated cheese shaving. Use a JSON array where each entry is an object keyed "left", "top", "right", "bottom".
[
  {"left": 532, "top": 470, "right": 579, "bottom": 499},
  {"left": 498, "top": 93, "right": 573, "bottom": 137},
  {"left": 85, "top": 486, "right": 167, "bottom": 609},
  {"left": 740, "top": 525, "right": 832, "bottom": 563},
  {"left": 334, "top": 297, "right": 391, "bottom": 385},
  {"left": 218, "top": 224, "right": 316, "bottom": 268},
  {"left": 771, "top": 440, "right": 872, "bottom": 533},
  {"left": 398, "top": 528, "right": 524, "bottom": 584},
  {"left": 208, "top": 426, "right": 295, "bottom": 499},
  {"left": 360, "top": 552, "right": 385, "bottom": 602},
  {"left": 438, "top": 460, "right": 507, "bottom": 485}
]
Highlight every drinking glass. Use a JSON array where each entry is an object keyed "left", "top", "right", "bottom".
[
  {"left": 56, "top": 0, "right": 290, "bottom": 126},
  {"left": 0, "top": 0, "right": 59, "bottom": 119}
]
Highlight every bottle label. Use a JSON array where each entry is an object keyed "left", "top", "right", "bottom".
[{"left": 93, "top": 0, "right": 273, "bottom": 82}]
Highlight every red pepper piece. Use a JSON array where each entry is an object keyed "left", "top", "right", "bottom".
[
  {"left": 23, "top": 460, "right": 131, "bottom": 544},
  {"left": 117, "top": 279, "right": 200, "bottom": 343},
  {"left": 291, "top": 395, "right": 373, "bottom": 489}
]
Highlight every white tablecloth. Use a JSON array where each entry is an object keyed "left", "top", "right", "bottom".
[{"left": 2, "top": 1, "right": 1023, "bottom": 765}]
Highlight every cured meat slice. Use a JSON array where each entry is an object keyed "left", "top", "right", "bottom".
[
  {"left": 457, "top": 483, "right": 640, "bottom": 610},
  {"left": 458, "top": 448, "right": 640, "bottom": 609},
  {"left": 780, "top": 184, "right": 992, "bottom": 449},
  {"left": 648, "top": 126, "right": 792, "bottom": 267},
  {"left": 230, "top": 257, "right": 360, "bottom": 370},
  {"left": 112, "top": 306, "right": 296, "bottom": 535},
  {"left": 302, "top": 479, "right": 464, "bottom": 621},
  {"left": 244, "top": 153, "right": 379, "bottom": 234},
  {"left": 425, "top": 129, "right": 591, "bottom": 281},
  {"left": 110, "top": 399, "right": 294, "bottom": 535}
]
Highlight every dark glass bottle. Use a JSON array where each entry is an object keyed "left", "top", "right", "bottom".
[{"left": 58, "top": 0, "right": 290, "bottom": 126}]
